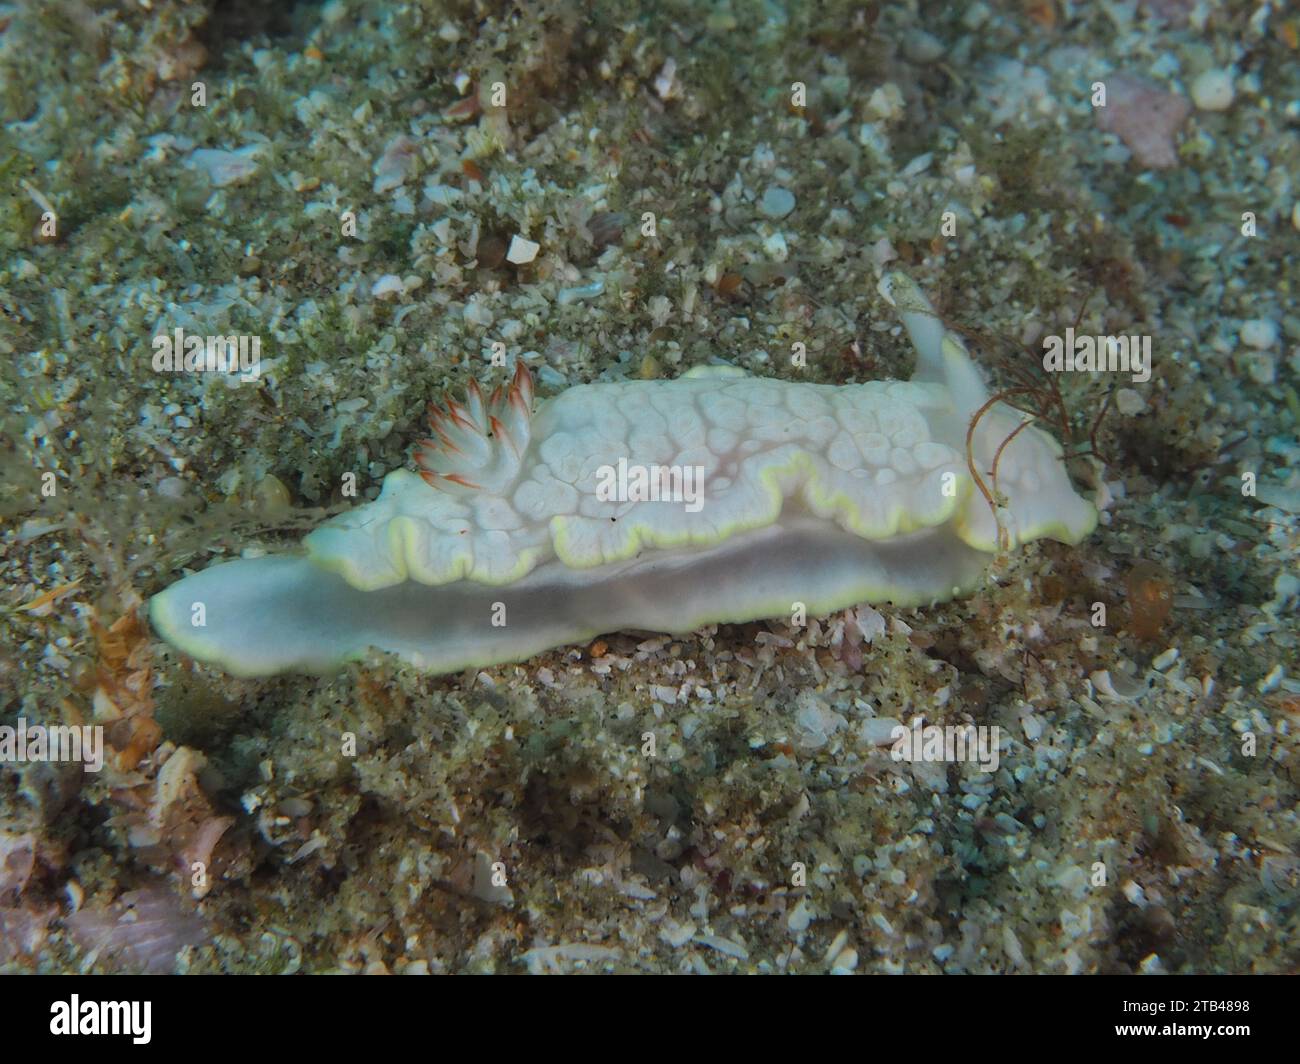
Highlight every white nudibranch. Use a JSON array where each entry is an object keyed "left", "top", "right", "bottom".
[{"left": 150, "top": 272, "right": 1097, "bottom": 677}]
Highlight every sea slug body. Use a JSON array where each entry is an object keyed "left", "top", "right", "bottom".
[{"left": 150, "top": 272, "right": 1097, "bottom": 677}]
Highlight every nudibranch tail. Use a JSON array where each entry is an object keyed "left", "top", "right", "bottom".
[{"left": 416, "top": 361, "right": 534, "bottom": 495}]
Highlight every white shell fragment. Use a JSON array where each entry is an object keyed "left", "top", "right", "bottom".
[
  {"left": 185, "top": 145, "right": 264, "bottom": 187},
  {"left": 370, "top": 274, "right": 405, "bottom": 299},
  {"left": 373, "top": 134, "right": 420, "bottom": 194},
  {"left": 506, "top": 235, "right": 540, "bottom": 264},
  {"left": 151, "top": 272, "right": 1097, "bottom": 677}
]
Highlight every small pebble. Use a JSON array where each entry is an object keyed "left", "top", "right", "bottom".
[
  {"left": 869, "top": 237, "right": 897, "bottom": 268},
  {"left": 1095, "top": 74, "right": 1190, "bottom": 170},
  {"left": 1152, "top": 647, "right": 1180, "bottom": 671},
  {"left": 1189, "top": 68, "right": 1234, "bottom": 112},
  {"left": 253, "top": 474, "right": 291, "bottom": 514},
  {"left": 653, "top": 57, "right": 677, "bottom": 101},
  {"left": 1244, "top": 350, "right": 1276, "bottom": 385},
  {"left": 1116, "top": 388, "right": 1146, "bottom": 415},
  {"left": 536, "top": 364, "right": 567, "bottom": 388},
  {"left": 759, "top": 186, "right": 795, "bottom": 220},
  {"left": 659, "top": 919, "right": 695, "bottom": 949},
  {"left": 372, "top": 135, "right": 419, "bottom": 194},
  {"left": 829, "top": 947, "right": 859, "bottom": 974},
  {"left": 762, "top": 230, "right": 789, "bottom": 261},
  {"left": 476, "top": 235, "right": 507, "bottom": 268},
  {"left": 1240, "top": 318, "right": 1278, "bottom": 349},
  {"left": 185, "top": 146, "right": 262, "bottom": 187},
  {"left": 464, "top": 296, "right": 495, "bottom": 326},
  {"left": 371, "top": 274, "right": 404, "bottom": 299},
  {"left": 787, "top": 898, "right": 815, "bottom": 933},
  {"left": 506, "top": 234, "right": 540, "bottom": 264},
  {"left": 557, "top": 279, "right": 604, "bottom": 305},
  {"left": 903, "top": 28, "right": 944, "bottom": 63},
  {"left": 865, "top": 83, "right": 905, "bottom": 123},
  {"left": 1258, "top": 664, "right": 1284, "bottom": 694}
]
